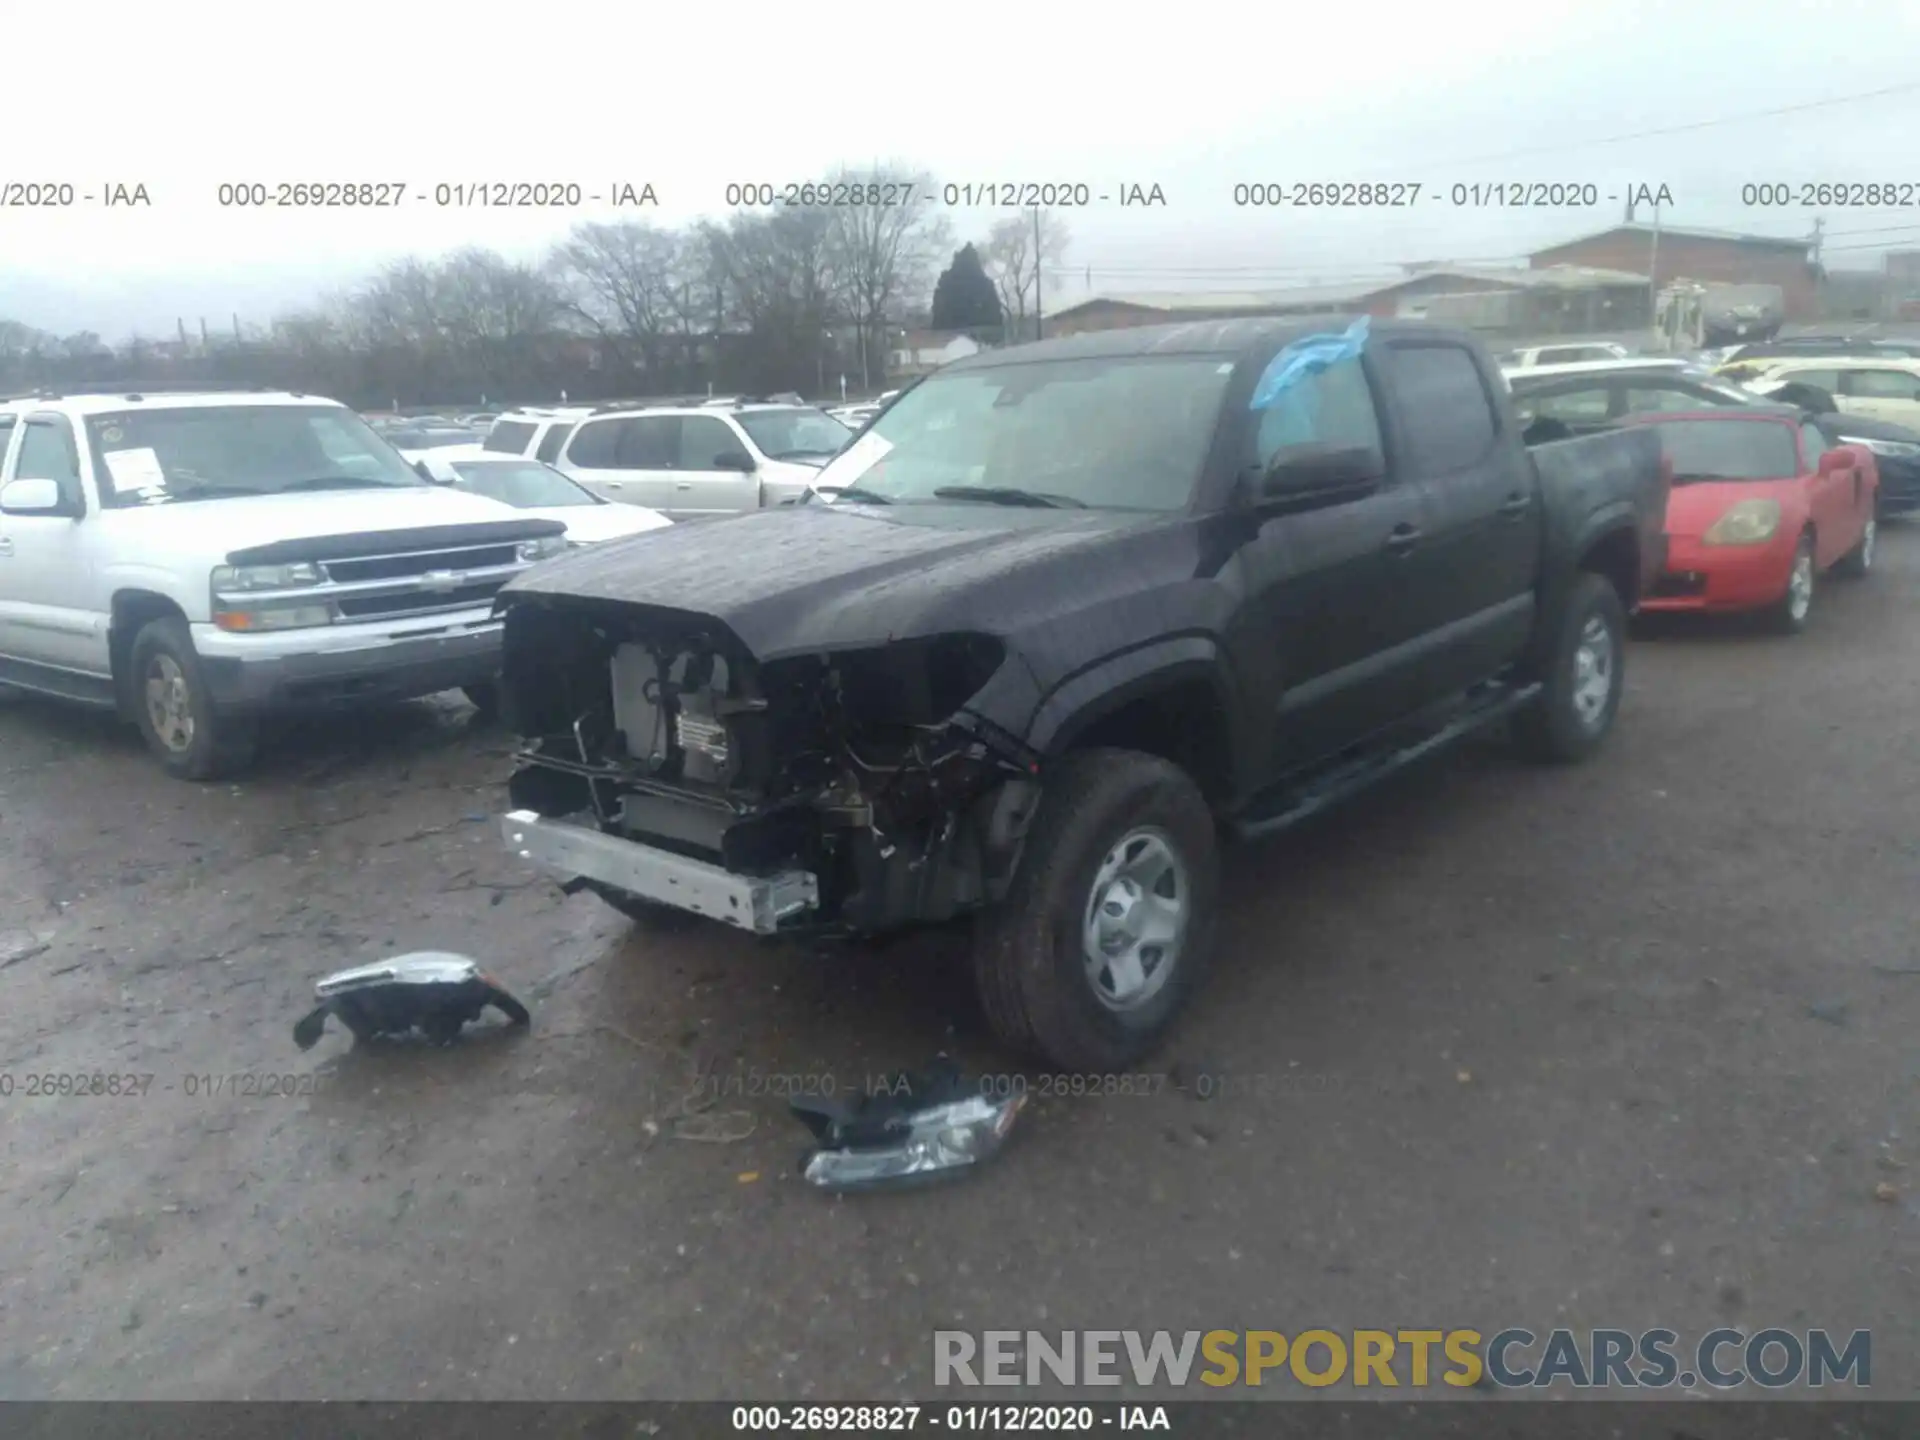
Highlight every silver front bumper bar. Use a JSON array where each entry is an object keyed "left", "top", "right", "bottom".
[{"left": 501, "top": 809, "right": 819, "bottom": 935}]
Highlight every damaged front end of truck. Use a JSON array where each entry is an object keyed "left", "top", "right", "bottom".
[{"left": 497, "top": 595, "right": 1045, "bottom": 938}]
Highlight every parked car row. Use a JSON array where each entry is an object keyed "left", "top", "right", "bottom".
[
  {"left": 1506, "top": 355, "right": 1920, "bottom": 520},
  {"left": 475, "top": 397, "right": 855, "bottom": 518},
  {"left": 6, "top": 315, "right": 1900, "bottom": 1076}
]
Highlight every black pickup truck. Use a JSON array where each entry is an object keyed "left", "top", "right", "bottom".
[{"left": 495, "top": 318, "right": 1669, "bottom": 1070}]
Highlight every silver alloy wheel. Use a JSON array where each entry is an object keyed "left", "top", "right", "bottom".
[
  {"left": 1787, "top": 545, "right": 1814, "bottom": 622},
  {"left": 1570, "top": 614, "right": 1614, "bottom": 732},
  {"left": 1082, "top": 826, "right": 1188, "bottom": 1012},
  {"left": 1859, "top": 519, "right": 1876, "bottom": 571},
  {"left": 144, "top": 654, "right": 196, "bottom": 753}
]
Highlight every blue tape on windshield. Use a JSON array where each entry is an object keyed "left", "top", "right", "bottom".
[{"left": 1249, "top": 316, "right": 1371, "bottom": 411}]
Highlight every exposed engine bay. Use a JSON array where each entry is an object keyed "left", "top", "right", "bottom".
[{"left": 499, "top": 600, "right": 1042, "bottom": 934}]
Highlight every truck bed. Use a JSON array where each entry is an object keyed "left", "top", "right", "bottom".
[{"left": 1528, "top": 425, "right": 1670, "bottom": 601}]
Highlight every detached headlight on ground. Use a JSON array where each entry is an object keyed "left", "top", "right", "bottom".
[
  {"left": 516, "top": 535, "right": 569, "bottom": 562},
  {"left": 1703, "top": 498, "right": 1783, "bottom": 547},
  {"left": 799, "top": 1092, "right": 1027, "bottom": 1193},
  {"left": 1843, "top": 437, "right": 1920, "bottom": 458}
]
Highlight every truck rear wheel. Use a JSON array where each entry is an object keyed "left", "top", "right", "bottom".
[
  {"left": 1514, "top": 571, "right": 1625, "bottom": 764},
  {"left": 972, "top": 749, "right": 1218, "bottom": 1072},
  {"left": 129, "top": 617, "right": 258, "bottom": 781}
]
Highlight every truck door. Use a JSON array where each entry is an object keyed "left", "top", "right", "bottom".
[
  {"left": 1230, "top": 350, "right": 1430, "bottom": 778},
  {"left": 665, "top": 414, "right": 761, "bottom": 517},
  {"left": 0, "top": 412, "right": 102, "bottom": 674},
  {"left": 560, "top": 415, "right": 679, "bottom": 509},
  {"left": 1372, "top": 338, "right": 1541, "bottom": 709}
]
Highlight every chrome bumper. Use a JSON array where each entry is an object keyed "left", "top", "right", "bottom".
[{"left": 501, "top": 810, "right": 819, "bottom": 935}]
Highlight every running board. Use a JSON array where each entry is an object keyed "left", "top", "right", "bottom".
[{"left": 1231, "top": 681, "right": 1543, "bottom": 841}]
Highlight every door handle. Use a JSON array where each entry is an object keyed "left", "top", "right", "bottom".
[
  {"left": 1384, "top": 524, "right": 1422, "bottom": 556},
  {"left": 1499, "top": 494, "right": 1530, "bottom": 519},
  {"left": 676, "top": 482, "right": 693, "bottom": 490},
  {"left": 0, "top": 537, "right": 11, "bottom": 557}
]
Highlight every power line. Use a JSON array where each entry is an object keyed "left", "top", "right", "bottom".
[{"left": 1361, "top": 81, "right": 1920, "bottom": 175}]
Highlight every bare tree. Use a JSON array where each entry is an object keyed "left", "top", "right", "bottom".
[
  {"left": 823, "top": 165, "right": 950, "bottom": 388},
  {"left": 983, "top": 210, "right": 1071, "bottom": 339},
  {"left": 709, "top": 207, "right": 845, "bottom": 393},
  {"left": 550, "top": 220, "right": 686, "bottom": 379}
]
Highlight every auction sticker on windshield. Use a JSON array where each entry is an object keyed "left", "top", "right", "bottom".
[
  {"left": 831, "top": 431, "right": 893, "bottom": 484},
  {"left": 100, "top": 446, "right": 167, "bottom": 495}
]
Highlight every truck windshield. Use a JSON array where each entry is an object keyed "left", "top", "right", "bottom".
[
  {"left": 1638, "top": 418, "right": 1801, "bottom": 482},
  {"left": 86, "top": 404, "right": 426, "bottom": 507},
  {"left": 811, "top": 355, "right": 1235, "bottom": 511}
]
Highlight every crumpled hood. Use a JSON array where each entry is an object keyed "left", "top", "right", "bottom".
[{"left": 500, "top": 502, "right": 1201, "bottom": 661}]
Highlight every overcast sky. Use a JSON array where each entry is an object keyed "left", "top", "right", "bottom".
[{"left": 7, "top": 0, "right": 1920, "bottom": 336}]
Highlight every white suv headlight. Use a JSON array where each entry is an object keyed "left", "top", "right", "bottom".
[
  {"left": 1702, "top": 498, "right": 1783, "bottom": 547},
  {"left": 210, "top": 562, "right": 323, "bottom": 591},
  {"left": 515, "top": 535, "right": 569, "bottom": 562}
]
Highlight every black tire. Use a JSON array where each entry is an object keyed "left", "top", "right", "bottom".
[
  {"left": 972, "top": 749, "right": 1219, "bottom": 1072},
  {"left": 462, "top": 680, "right": 501, "bottom": 716},
  {"left": 128, "top": 617, "right": 258, "bottom": 781},
  {"left": 1834, "top": 516, "right": 1876, "bottom": 579},
  {"left": 594, "top": 885, "right": 704, "bottom": 933},
  {"left": 1766, "top": 532, "right": 1817, "bottom": 633},
  {"left": 1514, "top": 571, "right": 1627, "bottom": 764}
]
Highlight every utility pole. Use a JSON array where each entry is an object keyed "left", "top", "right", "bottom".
[
  {"left": 1810, "top": 216, "right": 1825, "bottom": 318},
  {"left": 1032, "top": 207, "right": 1044, "bottom": 342},
  {"left": 1647, "top": 201, "right": 1662, "bottom": 338}
]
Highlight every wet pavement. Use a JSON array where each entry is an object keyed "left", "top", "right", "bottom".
[{"left": 2, "top": 530, "right": 1917, "bottom": 1401}]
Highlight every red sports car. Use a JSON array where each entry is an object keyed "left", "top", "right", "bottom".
[{"left": 1625, "top": 410, "right": 1878, "bottom": 632}]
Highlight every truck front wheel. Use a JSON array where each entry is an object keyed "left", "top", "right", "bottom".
[
  {"left": 972, "top": 749, "right": 1218, "bottom": 1072},
  {"left": 1513, "top": 571, "right": 1626, "bottom": 763},
  {"left": 129, "top": 617, "right": 259, "bottom": 781}
]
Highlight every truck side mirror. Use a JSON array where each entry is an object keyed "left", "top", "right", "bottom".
[
  {"left": 711, "top": 451, "right": 756, "bottom": 473},
  {"left": 0, "top": 477, "right": 69, "bottom": 515},
  {"left": 1258, "top": 444, "right": 1383, "bottom": 505}
]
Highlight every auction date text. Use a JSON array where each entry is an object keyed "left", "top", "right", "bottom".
[
  {"left": 1, "top": 181, "right": 150, "bottom": 207},
  {"left": 1232, "top": 180, "right": 1671, "bottom": 209},
  {"left": 215, "top": 181, "right": 657, "bottom": 208},
  {"left": 1743, "top": 182, "right": 1920, "bottom": 207},
  {"left": 0, "top": 1071, "right": 332, "bottom": 1099}
]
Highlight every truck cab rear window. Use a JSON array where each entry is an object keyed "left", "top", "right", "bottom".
[{"left": 1380, "top": 344, "right": 1499, "bottom": 476}]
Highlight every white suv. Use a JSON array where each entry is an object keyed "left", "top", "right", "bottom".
[
  {"left": 553, "top": 401, "right": 852, "bottom": 518},
  {"left": 480, "top": 407, "right": 597, "bottom": 464},
  {"left": 0, "top": 390, "right": 570, "bottom": 779}
]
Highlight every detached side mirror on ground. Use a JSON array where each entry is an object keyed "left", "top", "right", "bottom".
[
  {"left": 1257, "top": 444, "right": 1383, "bottom": 507},
  {"left": 0, "top": 478, "right": 68, "bottom": 515}
]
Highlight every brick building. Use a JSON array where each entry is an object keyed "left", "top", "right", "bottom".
[
  {"left": 1527, "top": 223, "right": 1819, "bottom": 320},
  {"left": 1041, "top": 266, "right": 1650, "bottom": 339}
]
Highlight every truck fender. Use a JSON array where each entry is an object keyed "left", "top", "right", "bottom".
[
  {"left": 1018, "top": 636, "right": 1254, "bottom": 799},
  {"left": 1530, "top": 506, "right": 1639, "bottom": 669}
]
